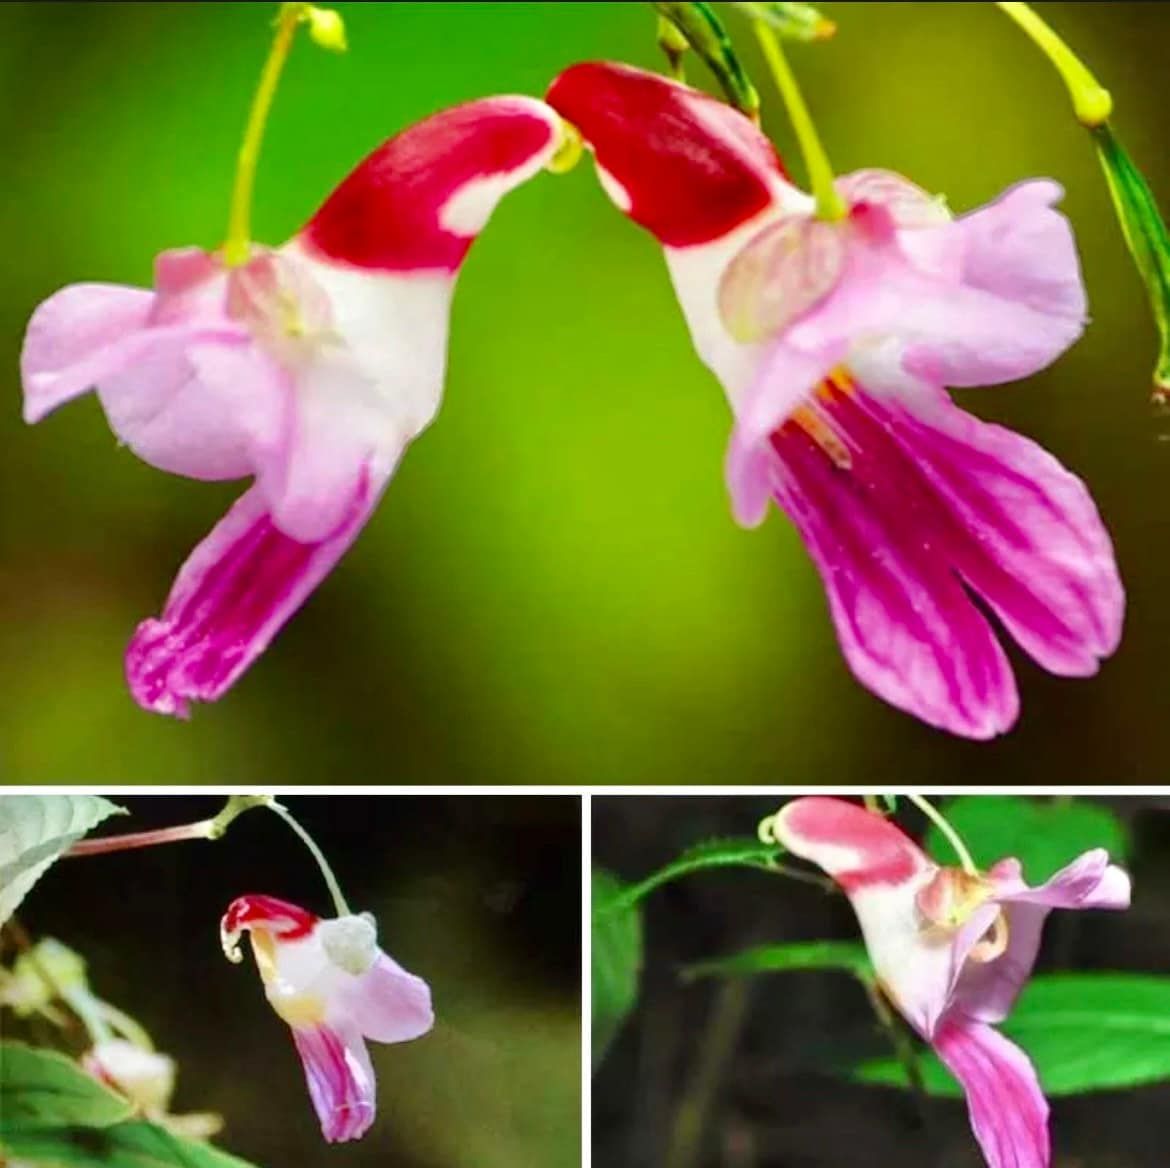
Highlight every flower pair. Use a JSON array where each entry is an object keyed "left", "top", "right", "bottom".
[
  {"left": 773, "top": 797, "right": 1130, "bottom": 1168},
  {"left": 23, "top": 62, "right": 1124, "bottom": 736}
]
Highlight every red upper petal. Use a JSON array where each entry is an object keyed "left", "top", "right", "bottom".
[
  {"left": 775, "top": 797, "right": 929, "bottom": 892},
  {"left": 301, "top": 96, "right": 561, "bottom": 273},
  {"left": 222, "top": 893, "right": 318, "bottom": 941},
  {"left": 545, "top": 61, "right": 786, "bottom": 247}
]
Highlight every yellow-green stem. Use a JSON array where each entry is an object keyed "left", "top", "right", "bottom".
[
  {"left": 996, "top": 2, "right": 1112, "bottom": 127},
  {"left": 223, "top": 4, "right": 306, "bottom": 267},
  {"left": 906, "top": 795, "right": 978, "bottom": 876},
  {"left": 753, "top": 17, "right": 845, "bottom": 221}
]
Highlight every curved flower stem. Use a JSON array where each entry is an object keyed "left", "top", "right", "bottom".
[
  {"left": 223, "top": 4, "right": 309, "bottom": 267},
  {"left": 752, "top": 17, "right": 845, "bottom": 221},
  {"left": 267, "top": 801, "right": 351, "bottom": 917},
  {"left": 995, "top": 2, "right": 1111, "bottom": 127},
  {"left": 67, "top": 796, "right": 271, "bottom": 857},
  {"left": 905, "top": 794, "right": 978, "bottom": 876}
]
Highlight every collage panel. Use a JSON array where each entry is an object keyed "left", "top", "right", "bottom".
[
  {"left": 0, "top": 793, "right": 582, "bottom": 1168},
  {"left": 592, "top": 793, "right": 1170, "bottom": 1168},
  {"left": 3, "top": 1, "right": 1168, "bottom": 785}
]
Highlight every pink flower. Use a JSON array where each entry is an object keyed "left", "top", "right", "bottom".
[
  {"left": 221, "top": 894, "right": 433, "bottom": 1143},
  {"left": 773, "top": 796, "right": 1131, "bottom": 1168},
  {"left": 546, "top": 63, "right": 1123, "bottom": 739},
  {"left": 22, "top": 97, "right": 567, "bottom": 717}
]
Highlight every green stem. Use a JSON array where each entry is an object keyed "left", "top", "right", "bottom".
[
  {"left": 906, "top": 795, "right": 978, "bottom": 876},
  {"left": 665, "top": 977, "right": 752, "bottom": 1168},
  {"left": 268, "top": 801, "right": 351, "bottom": 917},
  {"left": 995, "top": 2, "right": 1112, "bottom": 127},
  {"left": 223, "top": 3, "right": 308, "bottom": 266},
  {"left": 753, "top": 17, "right": 845, "bottom": 220}
]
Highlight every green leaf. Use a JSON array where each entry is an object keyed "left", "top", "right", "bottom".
[
  {"left": 0, "top": 1043, "right": 133, "bottom": 1132},
  {"left": 1093, "top": 123, "right": 1170, "bottom": 396},
  {"left": 682, "top": 940, "right": 872, "bottom": 983},
  {"left": 592, "top": 870, "right": 642, "bottom": 1071},
  {"left": 593, "top": 837, "right": 783, "bottom": 917},
  {"left": 2, "top": 1121, "right": 258, "bottom": 1168},
  {"left": 730, "top": 2, "right": 836, "bottom": 41},
  {"left": 0, "top": 796, "right": 126, "bottom": 928},
  {"left": 924, "top": 796, "right": 1126, "bottom": 883},
  {"left": 852, "top": 974, "right": 1170, "bottom": 1097}
]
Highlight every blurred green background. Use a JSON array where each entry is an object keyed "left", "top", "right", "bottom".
[
  {"left": 6, "top": 794, "right": 581, "bottom": 1167},
  {"left": 1, "top": 2, "right": 1168, "bottom": 783}
]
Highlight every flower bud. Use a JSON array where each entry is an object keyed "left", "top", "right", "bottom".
[
  {"left": 731, "top": 2, "right": 836, "bottom": 42},
  {"left": 306, "top": 6, "right": 347, "bottom": 53},
  {"left": 652, "top": 2, "right": 760, "bottom": 119},
  {"left": 83, "top": 1040, "right": 176, "bottom": 1114}
]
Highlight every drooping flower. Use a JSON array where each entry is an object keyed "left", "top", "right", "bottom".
[
  {"left": 21, "top": 97, "right": 568, "bottom": 717},
  {"left": 221, "top": 894, "right": 433, "bottom": 1143},
  {"left": 545, "top": 62, "right": 1123, "bottom": 738},
  {"left": 772, "top": 796, "right": 1131, "bottom": 1168}
]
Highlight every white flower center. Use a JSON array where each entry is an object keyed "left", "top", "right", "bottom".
[{"left": 318, "top": 912, "right": 378, "bottom": 976}]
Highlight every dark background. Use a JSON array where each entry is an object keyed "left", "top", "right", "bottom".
[
  {"left": 5, "top": 794, "right": 582, "bottom": 1168},
  {"left": 594, "top": 795, "right": 1170, "bottom": 1168},
  {"left": 2, "top": 2, "right": 1169, "bottom": 782}
]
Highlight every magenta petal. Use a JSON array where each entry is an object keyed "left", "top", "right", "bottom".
[
  {"left": 291, "top": 1022, "right": 376, "bottom": 1143},
  {"left": 771, "top": 410, "right": 1018, "bottom": 739},
  {"left": 125, "top": 478, "right": 377, "bottom": 717},
  {"left": 933, "top": 1018, "right": 1049, "bottom": 1168},
  {"left": 340, "top": 953, "right": 434, "bottom": 1044},
  {"left": 887, "top": 389, "right": 1123, "bottom": 675}
]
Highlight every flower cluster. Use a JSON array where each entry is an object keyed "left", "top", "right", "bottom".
[{"left": 19, "top": 56, "right": 1124, "bottom": 737}]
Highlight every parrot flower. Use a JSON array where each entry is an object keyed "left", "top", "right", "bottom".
[
  {"left": 545, "top": 62, "right": 1123, "bottom": 739},
  {"left": 21, "top": 96, "right": 568, "bottom": 717},
  {"left": 221, "top": 894, "right": 433, "bottom": 1143},
  {"left": 773, "top": 796, "right": 1131, "bottom": 1168}
]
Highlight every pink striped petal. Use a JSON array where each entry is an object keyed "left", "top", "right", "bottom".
[
  {"left": 933, "top": 1018, "right": 1049, "bottom": 1168},
  {"left": 291, "top": 1022, "right": 376, "bottom": 1143},
  {"left": 768, "top": 398, "right": 1019, "bottom": 739},
  {"left": 881, "top": 386, "right": 1123, "bottom": 678},
  {"left": 126, "top": 476, "right": 376, "bottom": 717}
]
